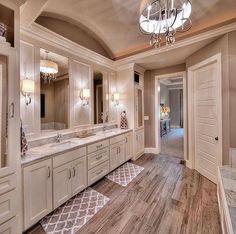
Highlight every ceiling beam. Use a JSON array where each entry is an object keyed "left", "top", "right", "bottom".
[{"left": 20, "top": 0, "right": 48, "bottom": 27}]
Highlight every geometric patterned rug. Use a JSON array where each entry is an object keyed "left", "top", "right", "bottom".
[
  {"left": 40, "top": 188, "right": 109, "bottom": 234},
  {"left": 106, "top": 162, "right": 144, "bottom": 187}
]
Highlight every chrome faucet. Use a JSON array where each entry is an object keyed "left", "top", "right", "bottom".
[{"left": 56, "top": 133, "right": 62, "bottom": 143}]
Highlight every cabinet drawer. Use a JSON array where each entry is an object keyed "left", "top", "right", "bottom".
[
  {"left": 0, "top": 216, "right": 17, "bottom": 234},
  {"left": 87, "top": 140, "right": 109, "bottom": 154},
  {"left": 0, "top": 190, "right": 16, "bottom": 225},
  {"left": 53, "top": 147, "right": 86, "bottom": 168},
  {"left": 88, "top": 161, "right": 109, "bottom": 186},
  {"left": 110, "top": 134, "right": 126, "bottom": 145},
  {"left": 0, "top": 174, "right": 16, "bottom": 196},
  {"left": 88, "top": 147, "right": 109, "bottom": 170}
]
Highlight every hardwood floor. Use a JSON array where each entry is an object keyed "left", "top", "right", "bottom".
[{"left": 25, "top": 154, "right": 221, "bottom": 234}]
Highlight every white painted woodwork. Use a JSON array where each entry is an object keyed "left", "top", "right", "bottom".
[
  {"left": 88, "top": 160, "right": 109, "bottom": 186},
  {"left": 188, "top": 54, "right": 222, "bottom": 183},
  {"left": 71, "top": 156, "right": 87, "bottom": 196},
  {"left": 0, "top": 190, "right": 17, "bottom": 225},
  {"left": 110, "top": 139, "right": 126, "bottom": 171},
  {"left": 52, "top": 147, "right": 86, "bottom": 168},
  {"left": 134, "top": 129, "right": 145, "bottom": 159},
  {"left": 70, "top": 60, "right": 92, "bottom": 128},
  {"left": 87, "top": 139, "right": 109, "bottom": 154},
  {"left": 125, "top": 133, "right": 132, "bottom": 160},
  {"left": 88, "top": 148, "right": 109, "bottom": 170},
  {"left": 0, "top": 216, "right": 17, "bottom": 234},
  {"left": 0, "top": 174, "right": 16, "bottom": 196},
  {"left": 53, "top": 162, "right": 72, "bottom": 209},
  {"left": 108, "top": 72, "right": 118, "bottom": 123},
  {"left": 23, "top": 159, "right": 52, "bottom": 229}
]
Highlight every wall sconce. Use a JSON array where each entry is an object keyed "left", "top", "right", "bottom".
[
  {"left": 80, "top": 88, "right": 90, "bottom": 106},
  {"left": 112, "top": 92, "right": 120, "bottom": 106},
  {"left": 21, "top": 78, "right": 35, "bottom": 105}
]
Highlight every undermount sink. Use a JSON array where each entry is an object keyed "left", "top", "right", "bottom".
[
  {"left": 50, "top": 141, "right": 77, "bottom": 148},
  {"left": 76, "top": 133, "right": 96, "bottom": 138}
]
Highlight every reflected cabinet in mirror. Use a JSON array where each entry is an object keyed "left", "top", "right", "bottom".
[
  {"left": 93, "top": 70, "right": 108, "bottom": 124},
  {"left": 0, "top": 55, "right": 8, "bottom": 168},
  {"left": 40, "top": 49, "right": 69, "bottom": 132}
]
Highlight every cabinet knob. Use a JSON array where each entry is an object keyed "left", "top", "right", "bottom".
[{"left": 215, "top": 136, "right": 219, "bottom": 141}]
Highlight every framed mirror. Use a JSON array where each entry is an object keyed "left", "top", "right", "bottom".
[
  {"left": 93, "top": 70, "right": 109, "bottom": 124},
  {"left": 40, "top": 49, "right": 69, "bottom": 132}
]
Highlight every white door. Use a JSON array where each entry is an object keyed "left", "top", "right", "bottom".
[
  {"left": 71, "top": 156, "right": 87, "bottom": 196},
  {"left": 110, "top": 144, "right": 118, "bottom": 171},
  {"left": 23, "top": 159, "right": 52, "bottom": 229},
  {"left": 125, "top": 134, "right": 132, "bottom": 160},
  {"left": 53, "top": 163, "right": 72, "bottom": 209},
  {"left": 117, "top": 141, "right": 126, "bottom": 166},
  {"left": 191, "top": 56, "right": 222, "bottom": 183}
]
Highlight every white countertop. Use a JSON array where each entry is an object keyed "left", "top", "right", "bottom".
[{"left": 21, "top": 128, "right": 132, "bottom": 167}]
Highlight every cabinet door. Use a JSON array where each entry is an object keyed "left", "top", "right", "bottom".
[
  {"left": 125, "top": 134, "right": 132, "bottom": 160},
  {"left": 71, "top": 156, "right": 87, "bottom": 196},
  {"left": 53, "top": 163, "right": 72, "bottom": 209},
  {"left": 135, "top": 130, "right": 144, "bottom": 158},
  {"left": 23, "top": 159, "right": 52, "bottom": 229},
  {"left": 117, "top": 141, "right": 126, "bottom": 166},
  {"left": 110, "top": 144, "right": 118, "bottom": 171}
]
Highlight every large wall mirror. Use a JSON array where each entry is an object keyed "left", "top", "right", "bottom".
[
  {"left": 93, "top": 70, "right": 109, "bottom": 124},
  {"left": 40, "top": 49, "right": 69, "bottom": 132}
]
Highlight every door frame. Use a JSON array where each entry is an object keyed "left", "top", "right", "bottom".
[
  {"left": 154, "top": 71, "right": 188, "bottom": 162},
  {"left": 187, "top": 53, "right": 222, "bottom": 170}
]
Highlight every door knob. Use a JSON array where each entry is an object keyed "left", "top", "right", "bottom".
[{"left": 215, "top": 136, "right": 219, "bottom": 141}]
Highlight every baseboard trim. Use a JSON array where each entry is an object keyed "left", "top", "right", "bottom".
[
  {"left": 171, "top": 125, "right": 181, "bottom": 129},
  {"left": 185, "top": 160, "right": 193, "bottom": 169},
  {"left": 144, "top": 148, "right": 160, "bottom": 154}
]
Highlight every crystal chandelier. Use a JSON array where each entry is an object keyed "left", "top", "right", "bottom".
[
  {"left": 139, "top": 0, "right": 192, "bottom": 48},
  {"left": 40, "top": 51, "right": 58, "bottom": 83}
]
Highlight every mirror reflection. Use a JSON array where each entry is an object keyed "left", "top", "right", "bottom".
[
  {"left": 0, "top": 55, "right": 8, "bottom": 168},
  {"left": 93, "top": 71, "right": 104, "bottom": 124},
  {"left": 40, "top": 49, "right": 69, "bottom": 131}
]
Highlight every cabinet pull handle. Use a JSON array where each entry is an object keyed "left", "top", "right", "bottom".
[
  {"left": 96, "top": 170, "right": 103, "bottom": 175},
  {"left": 96, "top": 155, "right": 103, "bottom": 160},
  {"left": 117, "top": 147, "right": 119, "bottom": 154},
  {"left": 97, "top": 144, "right": 103, "bottom": 148},
  {"left": 47, "top": 167, "right": 51, "bottom": 178},
  {"left": 9, "top": 103, "right": 14, "bottom": 118},
  {"left": 69, "top": 169, "right": 72, "bottom": 179},
  {"left": 126, "top": 137, "right": 128, "bottom": 143},
  {"left": 73, "top": 167, "right": 76, "bottom": 177}
]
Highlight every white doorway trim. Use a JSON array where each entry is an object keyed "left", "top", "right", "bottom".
[
  {"left": 154, "top": 71, "right": 188, "bottom": 162},
  {"left": 187, "top": 53, "right": 222, "bottom": 171}
]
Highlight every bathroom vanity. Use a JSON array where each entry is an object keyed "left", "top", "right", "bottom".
[{"left": 21, "top": 128, "right": 133, "bottom": 230}]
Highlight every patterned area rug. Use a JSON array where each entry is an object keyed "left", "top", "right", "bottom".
[
  {"left": 40, "top": 188, "right": 109, "bottom": 234},
  {"left": 106, "top": 162, "right": 144, "bottom": 186}
]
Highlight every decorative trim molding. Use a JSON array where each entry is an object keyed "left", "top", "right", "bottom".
[
  {"left": 20, "top": 21, "right": 236, "bottom": 72},
  {"left": 115, "top": 21, "right": 236, "bottom": 67},
  {"left": 144, "top": 148, "right": 160, "bottom": 154},
  {"left": 20, "top": 23, "right": 115, "bottom": 69}
]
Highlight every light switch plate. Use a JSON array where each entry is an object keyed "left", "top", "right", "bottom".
[{"left": 144, "top": 116, "right": 149, "bottom": 121}]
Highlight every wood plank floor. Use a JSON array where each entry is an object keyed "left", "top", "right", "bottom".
[{"left": 25, "top": 154, "right": 221, "bottom": 234}]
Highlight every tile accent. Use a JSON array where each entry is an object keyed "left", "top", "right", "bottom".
[
  {"left": 106, "top": 162, "right": 144, "bottom": 186},
  {"left": 40, "top": 188, "right": 109, "bottom": 234}
]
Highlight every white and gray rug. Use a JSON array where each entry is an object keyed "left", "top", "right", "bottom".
[
  {"left": 106, "top": 162, "right": 144, "bottom": 187},
  {"left": 40, "top": 188, "right": 109, "bottom": 234}
]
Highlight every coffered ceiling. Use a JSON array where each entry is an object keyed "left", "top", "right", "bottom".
[{"left": 22, "top": 0, "right": 236, "bottom": 60}]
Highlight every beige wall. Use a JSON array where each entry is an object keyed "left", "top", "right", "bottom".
[
  {"left": 169, "top": 89, "right": 181, "bottom": 127},
  {"left": 144, "top": 34, "right": 235, "bottom": 165},
  {"left": 144, "top": 64, "right": 185, "bottom": 148}
]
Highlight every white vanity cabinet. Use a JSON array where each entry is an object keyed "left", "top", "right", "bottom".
[
  {"left": 23, "top": 159, "right": 53, "bottom": 229},
  {"left": 135, "top": 129, "right": 144, "bottom": 158},
  {"left": 125, "top": 133, "right": 133, "bottom": 160},
  {"left": 110, "top": 135, "right": 126, "bottom": 171},
  {"left": 53, "top": 147, "right": 87, "bottom": 208}
]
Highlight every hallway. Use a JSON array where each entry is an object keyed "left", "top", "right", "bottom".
[{"left": 161, "top": 128, "right": 184, "bottom": 158}]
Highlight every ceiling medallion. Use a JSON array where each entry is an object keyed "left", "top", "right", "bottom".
[
  {"left": 139, "top": 0, "right": 192, "bottom": 48},
  {"left": 40, "top": 51, "right": 58, "bottom": 83}
]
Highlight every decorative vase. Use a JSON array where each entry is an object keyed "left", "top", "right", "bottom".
[{"left": 120, "top": 111, "right": 128, "bottom": 129}]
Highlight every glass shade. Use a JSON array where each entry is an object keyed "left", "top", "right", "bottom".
[{"left": 22, "top": 79, "right": 34, "bottom": 93}]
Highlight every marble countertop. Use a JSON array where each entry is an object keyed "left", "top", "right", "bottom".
[
  {"left": 219, "top": 166, "right": 236, "bottom": 232},
  {"left": 21, "top": 128, "right": 132, "bottom": 167}
]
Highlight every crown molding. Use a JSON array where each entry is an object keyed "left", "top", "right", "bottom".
[
  {"left": 114, "top": 21, "right": 236, "bottom": 68},
  {"left": 20, "top": 22, "right": 115, "bottom": 69},
  {"left": 20, "top": 21, "right": 236, "bottom": 72}
]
